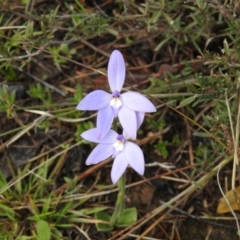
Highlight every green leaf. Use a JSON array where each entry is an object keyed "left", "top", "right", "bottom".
[
  {"left": 192, "top": 132, "right": 211, "bottom": 137},
  {"left": 37, "top": 220, "right": 51, "bottom": 240},
  {"left": 95, "top": 212, "right": 113, "bottom": 232},
  {"left": 116, "top": 208, "right": 137, "bottom": 227},
  {"left": 25, "top": 21, "right": 34, "bottom": 38},
  {"left": 0, "top": 203, "right": 15, "bottom": 221},
  {"left": 176, "top": 96, "right": 195, "bottom": 109},
  {"left": 51, "top": 228, "right": 63, "bottom": 238},
  {"left": 80, "top": 207, "right": 109, "bottom": 215},
  {"left": 40, "top": 21, "right": 46, "bottom": 34},
  {"left": 154, "top": 36, "right": 172, "bottom": 51},
  {"left": 223, "top": 38, "right": 230, "bottom": 57},
  {"left": 19, "top": 236, "right": 32, "bottom": 240}
]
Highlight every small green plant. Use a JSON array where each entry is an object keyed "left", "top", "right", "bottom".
[
  {"left": 28, "top": 84, "right": 53, "bottom": 105},
  {"left": 48, "top": 43, "right": 76, "bottom": 67},
  {"left": 0, "top": 86, "right": 16, "bottom": 117},
  {"left": 155, "top": 141, "right": 169, "bottom": 158}
]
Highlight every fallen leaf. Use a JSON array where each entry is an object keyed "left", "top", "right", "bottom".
[{"left": 217, "top": 186, "right": 240, "bottom": 213}]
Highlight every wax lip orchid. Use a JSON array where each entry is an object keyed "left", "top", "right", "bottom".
[
  {"left": 81, "top": 128, "right": 145, "bottom": 184},
  {"left": 76, "top": 50, "right": 156, "bottom": 140}
]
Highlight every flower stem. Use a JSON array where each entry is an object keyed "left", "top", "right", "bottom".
[{"left": 110, "top": 172, "right": 126, "bottom": 224}]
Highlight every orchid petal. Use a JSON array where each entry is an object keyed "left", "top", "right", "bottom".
[
  {"left": 76, "top": 90, "right": 111, "bottom": 111},
  {"left": 85, "top": 143, "right": 113, "bottom": 165},
  {"left": 111, "top": 152, "right": 128, "bottom": 184},
  {"left": 136, "top": 112, "right": 145, "bottom": 129},
  {"left": 97, "top": 106, "right": 114, "bottom": 139},
  {"left": 81, "top": 128, "right": 118, "bottom": 144},
  {"left": 107, "top": 50, "right": 126, "bottom": 92},
  {"left": 122, "top": 130, "right": 130, "bottom": 140},
  {"left": 124, "top": 142, "right": 144, "bottom": 175},
  {"left": 121, "top": 92, "right": 156, "bottom": 112},
  {"left": 118, "top": 107, "right": 137, "bottom": 140}
]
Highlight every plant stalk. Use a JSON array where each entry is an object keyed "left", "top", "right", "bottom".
[{"left": 110, "top": 172, "right": 126, "bottom": 224}]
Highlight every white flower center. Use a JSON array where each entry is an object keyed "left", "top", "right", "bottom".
[
  {"left": 110, "top": 98, "right": 122, "bottom": 108},
  {"left": 113, "top": 140, "right": 124, "bottom": 152}
]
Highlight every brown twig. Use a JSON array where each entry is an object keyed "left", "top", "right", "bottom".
[{"left": 53, "top": 157, "right": 112, "bottom": 196}]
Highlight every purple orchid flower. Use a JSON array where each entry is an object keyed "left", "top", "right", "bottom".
[
  {"left": 81, "top": 128, "right": 145, "bottom": 184},
  {"left": 76, "top": 50, "right": 156, "bottom": 140}
]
